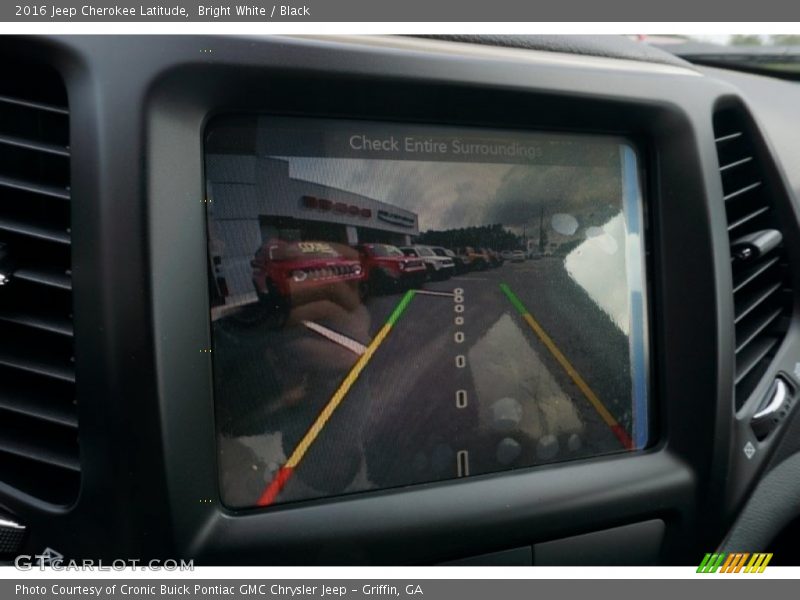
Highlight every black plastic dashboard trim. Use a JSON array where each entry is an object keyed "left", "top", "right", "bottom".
[
  {"left": 3, "top": 35, "right": 795, "bottom": 565},
  {"left": 143, "top": 36, "right": 727, "bottom": 564}
]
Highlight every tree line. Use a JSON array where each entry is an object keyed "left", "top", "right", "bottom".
[{"left": 415, "top": 224, "right": 524, "bottom": 251}]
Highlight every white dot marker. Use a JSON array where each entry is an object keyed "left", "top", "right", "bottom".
[
  {"left": 455, "top": 316, "right": 464, "bottom": 325},
  {"left": 454, "top": 304, "right": 464, "bottom": 313},
  {"left": 456, "top": 390, "right": 468, "bottom": 408},
  {"left": 454, "top": 331, "right": 465, "bottom": 343},
  {"left": 455, "top": 355, "right": 466, "bottom": 368}
]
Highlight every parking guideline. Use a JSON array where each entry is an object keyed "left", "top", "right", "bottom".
[
  {"left": 257, "top": 289, "right": 417, "bottom": 506},
  {"left": 498, "top": 283, "right": 633, "bottom": 450}
]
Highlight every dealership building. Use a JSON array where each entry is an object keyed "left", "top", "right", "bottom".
[{"left": 206, "top": 155, "right": 419, "bottom": 308}]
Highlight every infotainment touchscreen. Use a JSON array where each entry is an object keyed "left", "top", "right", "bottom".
[{"left": 205, "top": 116, "right": 649, "bottom": 509}]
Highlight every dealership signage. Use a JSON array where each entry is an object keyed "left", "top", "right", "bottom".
[
  {"left": 301, "top": 195, "right": 417, "bottom": 230},
  {"left": 377, "top": 209, "right": 416, "bottom": 228},
  {"left": 302, "top": 195, "right": 372, "bottom": 219}
]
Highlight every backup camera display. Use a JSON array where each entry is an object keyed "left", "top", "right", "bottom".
[{"left": 206, "top": 117, "right": 649, "bottom": 509}]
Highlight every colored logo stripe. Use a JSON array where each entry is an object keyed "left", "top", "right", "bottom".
[
  {"left": 745, "top": 553, "right": 773, "bottom": 573},
  {"left": 697, "top": 553, "right": 727, "bottom": 573},
  {"left": 256, "top": 290, "right": 416, "bottom": 507},
  {"left": 731, "top": 553, "right": 750, "bottom": 573},
  {"left": 697, "top": 552, "right": 772, "bottom": 573},
  {"left": 721, "top": 553, "right": 748, "bottom": 573},
  {"left": 499, "top": 283, "right": 633, "bottom": 449}
]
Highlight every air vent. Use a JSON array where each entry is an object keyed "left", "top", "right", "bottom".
[
  {"left": 714, "top": 105, "right": 793, "bottom": 410},
  {"left": 0, "top": 61, "right": 78, "bottom": 504}
]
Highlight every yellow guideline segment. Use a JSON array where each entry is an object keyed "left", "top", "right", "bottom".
[
  {"left": 257, "top": 290, "right": 416, "bottom": 506},
  {"left": 287, "top": 321, "right": 392, "bottom": 467},
  {"left": 499, "top": 283, "right": 632, "bottom": 449}
]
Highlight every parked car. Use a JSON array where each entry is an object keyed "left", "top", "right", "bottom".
[
  {"left": 431, "top": 246, "right": 468, "bottom": 274},
  {"left": 483, "top": 248, "right": 504, "bottom": 268},
  {"left": 501, "top": 249, "right": 526, "bottom": 263},
  {"left": 251, "top": 240, "right": 364, "bottom": 322},
  {"left": 455, "top": 246, "right": 490, "bottom": 271},
  {"left": 400, "top": 245, "right": 456, "bottom": 280},
  {"left": 355, "top": 243, "right": 427, "bottom": 294}
]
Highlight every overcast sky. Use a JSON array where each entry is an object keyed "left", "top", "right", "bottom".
[{"left": 281, "top": 157, "right": 622, "bottom": 234}]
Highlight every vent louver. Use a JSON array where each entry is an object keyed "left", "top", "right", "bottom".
[
  {"left": 714, "top": 106, "right": 793, "bottom": 410},
  {"left": 0, "top": 62, "right": 78, "bottom": 504}
]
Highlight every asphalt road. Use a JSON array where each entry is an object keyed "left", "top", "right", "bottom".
[{"left": 212, "top": 257, "right": 638, "bottom": 508}]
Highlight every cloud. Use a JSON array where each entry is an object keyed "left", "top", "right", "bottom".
[
  {"left": 485, "top": 164, "right": 622, "bottom": 229},
  {"left": 281, "top": 157, "right": 621, "bottom": 233},
  {"left": 283, "top": 158, "right": 511, "bottom": 230}
]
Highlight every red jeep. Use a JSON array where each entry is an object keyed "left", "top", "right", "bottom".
[
  {"left": 355, "top": 243, "right": 427, "bottom": 294},
  {"left": 251, "top": 240, "right": 364, "bottom": 320}
]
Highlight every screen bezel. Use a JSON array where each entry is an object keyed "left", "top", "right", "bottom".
[
  {"left": 143, "top": 36, "right": 729, "bottom": 564},
  {"left": 203, "top": 115, "right": 653, "bottom": 511}
]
